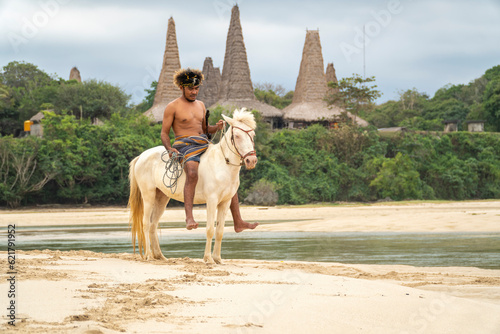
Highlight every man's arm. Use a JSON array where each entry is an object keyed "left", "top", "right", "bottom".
[
  {"left": 161, "top": 103, "right": 178, "bottom": 156},
  {"left": 207, "top": 120, "right": 224, "bottom": 134},
  {"left": 201, "top": 102, "right": 224, "bottom": 134}
]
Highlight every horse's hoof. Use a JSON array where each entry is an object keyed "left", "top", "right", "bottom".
[
  {"left": 212, "top": 256, "right": 223, "bottom": 264},
  {"left": 203, "top": 256, "right": 215, "bottom": 264},
  {"left": 156, "top": 254, "right": 168, "bottom": 262}
]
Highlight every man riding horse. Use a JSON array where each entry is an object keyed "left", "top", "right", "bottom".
[{"left": 160, "top": 68, "right": 258, "bottom": 232}]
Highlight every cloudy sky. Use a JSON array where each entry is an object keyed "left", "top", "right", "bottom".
[{"left": 1, "top": 0, "right": 499, "bottom": 105}]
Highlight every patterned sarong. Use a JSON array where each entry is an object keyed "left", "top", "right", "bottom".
[{"left": 172, "top": 134, "right": 210, "bottom": 163}]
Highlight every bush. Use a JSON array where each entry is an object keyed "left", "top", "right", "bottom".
[{"left": 243, "top": 179, "right": 279, "bottom": 206}]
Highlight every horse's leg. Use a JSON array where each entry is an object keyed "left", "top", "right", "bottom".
[
  {"left": 150, "top": 188, "right": 170, "bottom": 261},
  {"left": 203, "top": 198, "right": 218, "bottom": 264},
  {"left": 141, "top": 190, "right": 156, "bottom": 261},
  {"left": 212, "top": 200, "right": 231, "bottom": 264}
]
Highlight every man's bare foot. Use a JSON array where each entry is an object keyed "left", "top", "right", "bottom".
[
  {"left": 233, "top": 220, "right": 258, "bottom": 233},
  {"left": 186, "top": 218, "right": 198, "bottom": 230}
]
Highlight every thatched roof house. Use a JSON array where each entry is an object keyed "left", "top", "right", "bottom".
[
  {"left": 283, "top": 30, "right": 368, "bottom": 128},
  {"left": 197, "top": 57, "right": 221, "bottom": 108},
  {"left": 211, "top": 5, "right": 283, "bottom": 128},
  {"left": 144, "top": 17, "right": 181, "bottom": 123},
  {"left": 326, "top": 62, "right": 339, "bottom": 95},
  {"left": 69, "top": 67, "right": 82, "bottom": 82}
]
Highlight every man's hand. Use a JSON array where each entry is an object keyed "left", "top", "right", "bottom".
[
  {"left": 216, "top": 120, "right": 225, "bottom": 131},
  {"left": 168, "top": 147, "right": 180, "bottom": 158}
]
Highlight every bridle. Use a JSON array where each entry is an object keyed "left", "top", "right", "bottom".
[{"left": 222, "top": 125, "right": 256, "bottom": 166}]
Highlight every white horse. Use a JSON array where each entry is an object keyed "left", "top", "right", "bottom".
[{"left": 128, "top": 109, "right": 257, "bottom": 264}]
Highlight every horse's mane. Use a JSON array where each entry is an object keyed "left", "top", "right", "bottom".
[{"left": 232, "top": 108, "right": 256, "bottom": 130}]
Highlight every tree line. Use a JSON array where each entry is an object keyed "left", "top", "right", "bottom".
[{"left": 1, "top": 61, "right": 499, "bottom": 207}]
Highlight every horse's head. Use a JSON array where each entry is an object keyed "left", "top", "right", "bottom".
[{"left": 222, "top": 109, "right": 258, "bottom": 170}]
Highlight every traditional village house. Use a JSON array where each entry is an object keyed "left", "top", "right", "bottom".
[
  {"left": 144, "top": 17, "right": 181, "bottom": 123},
  {"left": 69, "top": 67, "right": 82, "bottom": 82},
  {"left": 283, "top": 30, "right": 368, "bottom": 128},
  {"left": 209, "top": 5, "right": 283, "bottom": 129},
  {"left": 197, "top": 57, "right": 221, "bottom": 108},
  {"left": 466, "top": 120, "right": 485, "bottom": 132},
  {"left": 443, "top": 120, "right": 459, "bottom": 132}
]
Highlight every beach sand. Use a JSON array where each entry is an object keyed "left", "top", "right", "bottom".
[{"left": 1, "top": 201, "right": 500, "bottom": 333}]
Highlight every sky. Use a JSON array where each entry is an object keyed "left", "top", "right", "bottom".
[{"left": 1, "top": 0, "right": 499, "bottom": 105}]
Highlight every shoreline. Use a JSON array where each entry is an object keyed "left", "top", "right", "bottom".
[
  {"left": 2, "top": 200, "right": 500, "bottom": 233},
  {"left": 1, "top": 201, "right": 500, "bottom": 333}
]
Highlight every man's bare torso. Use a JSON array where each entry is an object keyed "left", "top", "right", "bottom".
[{"left": 170, "top": 98, "right": 205, "bottom": 137}]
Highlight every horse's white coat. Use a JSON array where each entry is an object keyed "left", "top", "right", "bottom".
[{"left": 128, "top": 110, "right": 257, "bottom": 264}]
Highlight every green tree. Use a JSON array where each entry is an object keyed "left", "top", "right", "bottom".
[
  {"left": 254, "top": 82, "right": 293, "bottom": 109},
  {"left": 0, "top": 61, "right": 60, "bottom": 130},
  {"left": 0, "top": 84, "right": 17, "bottom": 135},
  {"left": 326, "top": 74, "right": 381, "bottom": 124},
  {"left": 55, "top": 79, "right": 130, "bottom": 121},
  {"left": 369, "top": 152, "right": 424, "bottom": 200},
  {"left": 483, "top": 79, "right": 500, "bottom": 131},
  {"left": 134, "top": 80, "right": 157, "bottom": 112},
  {"left": 0, "top": 136, "right": 57, "bottom": 207}
]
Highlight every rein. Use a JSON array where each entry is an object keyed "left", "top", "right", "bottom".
[{"left": 162, "top": 122, "right": 256, "bottom": 191}]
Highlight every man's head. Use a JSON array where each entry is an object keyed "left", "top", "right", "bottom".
[{"left": 173, "top": 68, "right": 204, "bottom": 102}]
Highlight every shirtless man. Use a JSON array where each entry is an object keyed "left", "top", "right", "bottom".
[{"left": 160, "top": 68, "right": 258, "bottom": 232}]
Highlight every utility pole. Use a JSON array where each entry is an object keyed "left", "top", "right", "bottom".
[{"left": 363, "top": 24, "right": 366, "bottom": 79}]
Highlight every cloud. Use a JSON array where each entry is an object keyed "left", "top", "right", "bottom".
[{"left": 0, "top": 0, "right": 499, "bottom": 105}]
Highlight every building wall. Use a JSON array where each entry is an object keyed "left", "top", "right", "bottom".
[{"left": 467, "top": 122, "right": 484, "bottom": 132}]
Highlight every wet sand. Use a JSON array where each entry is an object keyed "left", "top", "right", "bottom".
[{"left": 1, "top": 201, "right": 500, "bottom": 333}]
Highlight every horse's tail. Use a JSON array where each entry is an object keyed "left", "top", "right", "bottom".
[{"left": 128, "top": 156, "right": 145, "bottom": 258}]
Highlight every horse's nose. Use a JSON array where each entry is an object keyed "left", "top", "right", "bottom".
[{"left": 245, "top": 156, "right": 258, "bottom": 169}]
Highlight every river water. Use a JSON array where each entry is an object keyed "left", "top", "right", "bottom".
[{"left": 2, "top": 223, "right": 499, "bottom": 269}]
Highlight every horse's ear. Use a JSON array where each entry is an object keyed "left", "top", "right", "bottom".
[{"left": 222, "top": 114, "right": 234, "bottom": 126}]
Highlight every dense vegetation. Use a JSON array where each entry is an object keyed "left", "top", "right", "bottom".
[
  {"left": 364, "top": 65, "right": 500, "bottom": 132},
  {"left": 1, "top": 61, "right": 499, "bottom": 207}
]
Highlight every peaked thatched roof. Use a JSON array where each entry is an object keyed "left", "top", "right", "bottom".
[
  {"left": 30, "top": 111, "right": 45, "bottom": 123},
  {"left": 326, "top": 62, "right": 339, "bottom": 95},
  {"left": 291, "top": 30, "right": 327, "bottom": 104},
  {"left": 69, "top": 67, "right": 82, "bottom": 82},
  {"left": 144, "top": 17, "right": 181, "bottom": 123},
  {"left": 213, "top": 5, "right": 282, "bottom": 118},
  {"left": 284, "top": 30, "right": 368, "bottom": 126},
  {"left": 198, "top": 57, "right": 221, "bottom": 108},
  {"left": 218, "top": 5, "right": 254, "bottom": 101}
]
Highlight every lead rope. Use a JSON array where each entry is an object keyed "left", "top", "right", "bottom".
[
  {"left": 161, "top": 151, "right": 185, "bottom": 194},
  {"left": 161, "top": 122, "right": 242, "bottom": 193},
  {"left": 161, "top": 126, "right": 223, "bottom": 193}
]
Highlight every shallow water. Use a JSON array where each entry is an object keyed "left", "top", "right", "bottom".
[{"left": 1, "top": 223, "right": 499, "bottom": 269}]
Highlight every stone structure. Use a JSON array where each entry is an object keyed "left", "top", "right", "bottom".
[
  {"left": 443, "top": 120, "right": 459, "bottom": 132},
  {"left": 29, "top": 112, "right": 44, "bottom": 137},
  {"left": 69, "top": 67, "right": 82, "bottom": 82},
  {"left": 144, "top": 17, "right": 181, "bottom": 123},
  {"left": 213, "top": 5, "right": 283, "bottom": 128},
  {"left": 197, "top": 57, "right": 221, "bottom": 108},
  {"left": 466, "top": 120, "right": 485, "bottom": 132},
  {"left": 283, "top": 30, "right": 368, "bottom": 128}
]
